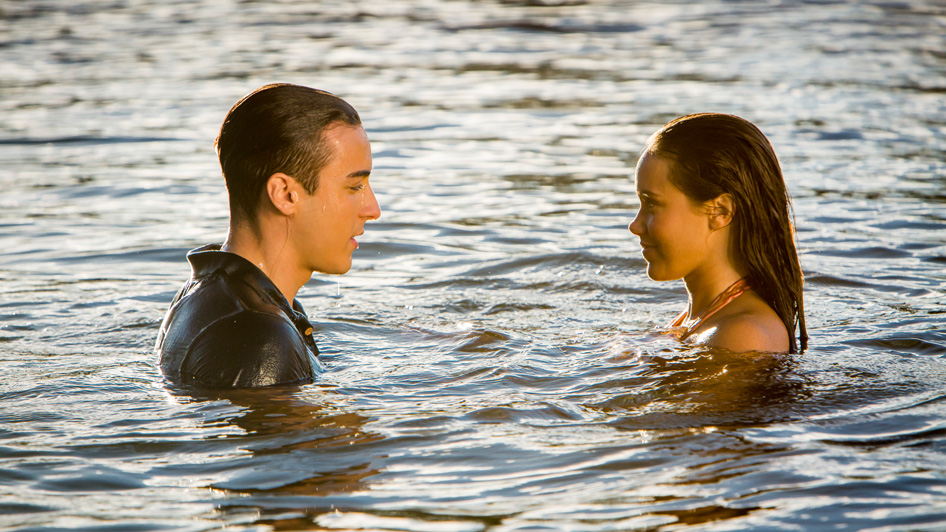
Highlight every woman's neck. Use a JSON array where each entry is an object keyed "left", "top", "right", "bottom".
[{"left": 683, "top": 263, "right": 746, "bottom": 320}]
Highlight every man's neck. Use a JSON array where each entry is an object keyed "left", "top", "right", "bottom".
[{"left": 222, "top": 223, "right": 309, "bottom": 304}]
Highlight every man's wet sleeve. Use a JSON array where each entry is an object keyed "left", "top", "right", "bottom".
[{"left": 181, "top": 311, "right": 315, "bottom": 389}]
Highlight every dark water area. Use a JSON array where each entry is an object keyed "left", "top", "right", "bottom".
[{"left": 2, "top": 0, "right": 946, "bottom": 530}]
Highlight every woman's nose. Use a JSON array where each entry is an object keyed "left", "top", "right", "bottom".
[{"left": 628, "top": 211, "right": 643, "bottom": 236}]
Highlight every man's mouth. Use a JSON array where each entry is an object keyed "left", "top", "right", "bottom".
[{"left": 351, "top": 231, "right": 364, "bottom": 248}]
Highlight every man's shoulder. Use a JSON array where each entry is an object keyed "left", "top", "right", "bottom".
[
  {"left": 157, "top": 269, "right": 317, "bottom": 389},
  {"left": 166, "top": 261, "right": 285, "bottom": 329},
  {"left": 183, "top": 309, "right": 314, "bottom": 387}
]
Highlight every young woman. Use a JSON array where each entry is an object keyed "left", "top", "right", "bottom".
[{"left": 629, "top": 113, "right": 807, "bottom": 353}]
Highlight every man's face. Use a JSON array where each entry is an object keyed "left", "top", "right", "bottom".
[{"left": 291, "top": 124, "right": 380, "bottom": 275}]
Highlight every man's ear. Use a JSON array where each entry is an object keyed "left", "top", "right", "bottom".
[
  {"left": 706, "top": 193, "right": 735, "bottom": 231},
  {"left": 265, "top": 173, "right": 302, "bottom": 216}
]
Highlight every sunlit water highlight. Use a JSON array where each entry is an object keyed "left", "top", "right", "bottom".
[{"left": 1, "top": 1, "right": 945, "bottom": 530}]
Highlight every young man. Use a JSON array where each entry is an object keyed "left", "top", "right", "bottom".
[{"left": 155, "top": 84, "right": 381, "bottom": 388}]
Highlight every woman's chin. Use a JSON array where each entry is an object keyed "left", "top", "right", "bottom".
[{"left": 645, "top": 264, "right": 674, "bottom": 282}]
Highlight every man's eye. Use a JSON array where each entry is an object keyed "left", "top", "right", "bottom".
[{"left": 350, "top": 184, "right": 365, "bottom": 192}]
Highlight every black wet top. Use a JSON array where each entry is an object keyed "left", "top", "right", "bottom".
[{"left": 155, "top": 244, "right": 323, "bottom": 389}]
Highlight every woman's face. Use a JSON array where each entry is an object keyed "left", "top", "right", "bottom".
[{"left": 628, "top": 152, "right": 715, "bottom": 282}]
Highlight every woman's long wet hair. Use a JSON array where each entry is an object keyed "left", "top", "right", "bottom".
[{"left": 646, "top": 113, "right": 808, "bottom": 353}]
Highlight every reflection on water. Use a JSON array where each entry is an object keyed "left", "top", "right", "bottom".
[
  {"left": 598, "top": 348, "right": 810, "bottom": 425},
  {"left": 182, "top": 387, "right": 380, "bottom": 491},
  {"left": 2, "top": 0, "right": 946, "bottom": 530}
]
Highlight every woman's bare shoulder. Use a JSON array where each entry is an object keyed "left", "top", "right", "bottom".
[{"left": 702, "top": 295, "right": 789, "bottom": 353}]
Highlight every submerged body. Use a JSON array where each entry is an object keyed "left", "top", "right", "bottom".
[
  {"left": 156, "top": 245, "right": 323, "bottom": 388},
  {"left": 156, "top": 84, "right": 379, "bottom": 389},
  {"left": 629, "top": 113, "right": 806, "bottom": 354}
]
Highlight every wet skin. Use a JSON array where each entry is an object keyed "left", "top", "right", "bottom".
[
  {"left": 629, "top": 152, "right": 789, "bottom": 352},
  {"left": 290, "top": 124, "right": 381, "bottom": 276}
]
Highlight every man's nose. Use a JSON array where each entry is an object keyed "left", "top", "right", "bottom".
[{"left": 362, "top": 184, "right": 381, "bottom": 220}]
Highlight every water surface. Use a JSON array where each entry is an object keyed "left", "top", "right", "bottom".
[{"left": 1, "top": 1, "right": 946, "bottom": 530}]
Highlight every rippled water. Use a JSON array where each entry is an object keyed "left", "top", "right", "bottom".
[{"left": 2, "top": 0, "right": 946, "bottom": 530}]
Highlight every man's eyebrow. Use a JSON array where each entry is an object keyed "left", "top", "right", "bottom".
[{"left": 347, "top": 170, "right": 371, "bottom": 178}]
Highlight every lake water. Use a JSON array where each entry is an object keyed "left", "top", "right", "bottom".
[{"left": 2, "top": 0, "right": 946, "bottom": 530}]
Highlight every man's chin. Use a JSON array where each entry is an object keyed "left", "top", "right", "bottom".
[{"left": 314, "top": 261, "right": 353, "bottom": 276}]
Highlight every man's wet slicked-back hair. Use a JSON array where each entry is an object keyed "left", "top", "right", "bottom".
[{"left": 215, "top": 83, "right": 361, "bottom": 226}]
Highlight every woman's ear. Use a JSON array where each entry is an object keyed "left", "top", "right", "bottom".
[
  {"left": 265, "top": 173, "right": 302, "bottom": 216},
  {"left": 706, "top": 193, "right": 735, "bottom": 231}
]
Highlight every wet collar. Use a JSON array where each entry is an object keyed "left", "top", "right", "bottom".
[{"left": 185, "top": 244, "right": 308, "bottom": 316}]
